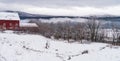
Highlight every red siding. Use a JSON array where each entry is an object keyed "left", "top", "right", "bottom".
[{"left": 0, "top": 20, "right": 19, "bottom": 30}]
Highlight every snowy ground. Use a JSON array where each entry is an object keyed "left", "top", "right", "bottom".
[{"left": 0, "top": 31, "right": 120, "bottom": 61}]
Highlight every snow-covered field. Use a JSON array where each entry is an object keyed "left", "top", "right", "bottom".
[{"left": 0, "top": 31, "right": 120, "bottom": 61}]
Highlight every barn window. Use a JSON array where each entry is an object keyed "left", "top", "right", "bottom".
[
  {"left": 9, "top": 23, "right": 13, "bottom": 29},
  {"left": 15, "top": 23, "right": 18, "bottom": 29},
  {"left": 15, "top": 23, "right": 18, "bottom": 27},
  {"left": 3, "top": 23, "right": 6, "bottom": 29},
  {"left": 9, "top": 23, "right": 12, "bottom": 26},
  {"left": 3, "top": 23, "right": 6, "bottom": 26}
]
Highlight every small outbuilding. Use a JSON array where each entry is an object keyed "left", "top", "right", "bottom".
[{"left": 19, "top": 23, "right": 39, "bottom": 33}]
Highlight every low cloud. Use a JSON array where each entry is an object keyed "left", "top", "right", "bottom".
[
  {"left": 22, "top": 5, "right": 120, "bottom": 16},
  {"left": 0, "top": 2, "right": 120, "bottom": 16},
  {"left": 1, "top": 0, "right": 120, "bottom": 7}
]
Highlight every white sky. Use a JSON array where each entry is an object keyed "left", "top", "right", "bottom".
[{"left": 0, "top": 0, "right": 120, "bottom": 16}]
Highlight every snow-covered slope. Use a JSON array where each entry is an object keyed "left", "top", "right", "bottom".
[{"left": 0, "top": 31, "right": 120, "bottom": 61}]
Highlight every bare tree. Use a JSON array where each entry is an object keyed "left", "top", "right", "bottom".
[
  {"left": 74, "top": 23, "right": 86, "bottom": 43},
  {"left": 111, "top": 23, "right": 120, "bottom": 44},
  {"left": 64, "top": 21, "right": 72, "bottom": 42},
  {"left": 98, "top": 29, "right": 106, "bottom": 42},
  {"left": 86, "top": 17, "right": 101, "bottom": 42}
]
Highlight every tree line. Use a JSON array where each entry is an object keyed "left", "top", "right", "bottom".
[{"left": 24, "top": 19, "right": 120, "bottom": 44}]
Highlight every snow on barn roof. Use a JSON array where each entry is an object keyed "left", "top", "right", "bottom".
[
  {"left": 0, "top": 12, "right": 20, "bottom": 20},
  {"left": 20, "top": 23, "right": 38, "bottom": 27}
]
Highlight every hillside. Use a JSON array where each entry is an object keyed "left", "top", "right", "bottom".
[
  {"left": 3, "top": 10, "right": 120, "bottom": 22},
  {"left": 0, "top": 31, "right": 120, "bottom": 61},
  {"left": 3, "top": 10, "right": 78, "bottom": 19}
]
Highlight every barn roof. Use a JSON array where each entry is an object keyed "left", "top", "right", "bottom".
[
  {"left": 20, "top": 23, "right": 38, "bottom": 27},
  {"left": 0, "top": 12, "right": 20, "bottom": 20}
]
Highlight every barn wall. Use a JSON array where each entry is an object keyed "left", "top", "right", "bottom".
[{"left": 0, "top": 20, "right": 19, "bottom": 30}]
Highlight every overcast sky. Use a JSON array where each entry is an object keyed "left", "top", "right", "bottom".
[{"left": 0, "top": 0, "right": 120, "bottom": 16}]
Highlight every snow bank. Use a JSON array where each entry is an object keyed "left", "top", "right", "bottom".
[{"left": 0, "top": 31, "right": 120, "bottom": 61}]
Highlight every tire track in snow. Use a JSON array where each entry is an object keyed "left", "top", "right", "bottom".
[
  {"left": 22, "top": 46, "right": 89, "bottom": 61},
  {"left": 0, "top": 54, "right": 7, "bottom": 61}
]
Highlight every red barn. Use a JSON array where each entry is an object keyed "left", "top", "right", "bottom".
[{"left": 0, "top": 12, "right": 20, "bottom": 30}]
